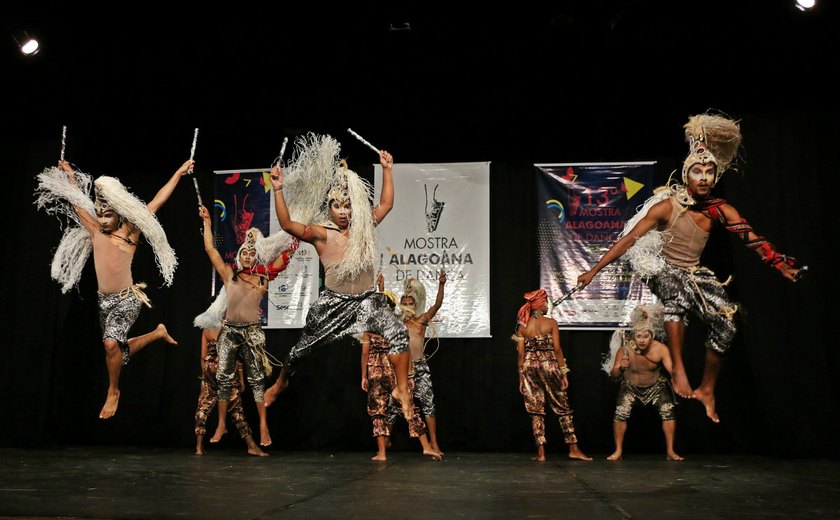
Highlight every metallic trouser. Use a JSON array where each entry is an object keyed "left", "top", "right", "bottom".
[
  {"left": 216, "top": 321, "right": 268, "bottom": 402},
  {"left": 366, "top": 337, "right": 426, "bottom": 438},
  {"left": 194, "top": 343, "right": 252, "bottom": 438},
  {"left": 647, "top": 263, "right": 738, "bottom": 354},
  {"left": 613, "top": 376, "right": 676, "bottom": 422},
  {"left": 521, "top": 348, "right": 578, "bottom": 446},
  {"left": 98, "top": 286, "right": 145, "bottom": 366},
  {"left": 285, "top": 288, "right": 409, "bottom": 374}
]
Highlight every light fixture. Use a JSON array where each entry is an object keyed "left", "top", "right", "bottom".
[
  {"left": 12, "top": 31, "right": 40, "bottom": 56},
  {"left": 795, "top": 0, "right": 816, "bottom": 11}
]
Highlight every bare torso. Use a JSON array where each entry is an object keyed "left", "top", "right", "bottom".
[
  {"left": 91, "top": 230, "right": 136, "bottom": 293},
  {"left": 223, "top": 272, "right": 267, "bottom": 323}
]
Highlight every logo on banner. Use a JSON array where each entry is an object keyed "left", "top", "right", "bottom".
[
  {"left": 545, "top": 199, "right": 566, "bottom": 223},
  {"left": 425, "top": 184, "right": 445, "bottom": 232}
]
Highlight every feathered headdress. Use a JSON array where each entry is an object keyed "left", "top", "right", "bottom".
[
  {"left": 681, "top": 112, "right": 742, "bottom": 185},
  {"left": 400, "top": 278, "right": 427, "bottom": 320},
  {"left": 629, "top": 303, "right": 666, "bottom": 340}
]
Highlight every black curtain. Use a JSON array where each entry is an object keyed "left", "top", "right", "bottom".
[{"left": 2, "top": 107, "right": 837, "bottom": 458}]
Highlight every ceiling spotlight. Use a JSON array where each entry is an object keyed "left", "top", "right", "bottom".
[
  {"left": 13, "top": 31, "right": 40, "bottom": 56},
  {"left": 795, "top": 0, "right": 816, "bottom": 11}
]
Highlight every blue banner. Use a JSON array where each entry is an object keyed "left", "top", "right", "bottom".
[{"left": 536, "top": 163, "right": 658, "bottom": 329}]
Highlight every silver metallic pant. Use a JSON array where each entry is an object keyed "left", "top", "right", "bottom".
[
  {"left": 614, "top": 376, "right": 676, "bottom": 422},
  {"left": 285, "top": 287, "right": 409, "bottom": 373},
  {"left": 98, "top": 287, "right": 145, "bottom": 366},
  {"left": 647, "top": 263, "right": 738, "bottom": 354},
  {"left": 216, "top": 321, "right": 268, "bottom": 402}
]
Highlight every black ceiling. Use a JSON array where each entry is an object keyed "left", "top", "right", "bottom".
[{"left": 3, "top": 1, "right": 838, "bottom": 164}]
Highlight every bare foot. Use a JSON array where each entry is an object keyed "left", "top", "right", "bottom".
[
  {"left": 210, "top": 425, "right": 226, "bottom": 443},
  {"left": 391, "top": 388, "right": 414, "bottom": 420},
  {"left": 371, "top": 453, "right": 387, "bottom": 461},
  {"left": 606, "top": 451, "right": 622, "bottom": 461},
  {"left": 260, "top": 425, "right": 272, "bottom": 447},
  {"left": 195, "top": 448, "right": 205, "bottom": 455},
  {"left": 264, "top": 378, "right": 288, "bottom": 408},
  {"left": 248, "top": 446, "right": 269, "bottom": 457},
  {"left": 432, "top": 447, "right": 445, "bottom": 458},
  {"left": 422, "top": 450, "right": 442, "bottom": 461},
  {"left": 667, "top": 452, "right": 685, "bottom": 461},
  {"left": 671, "top": 371, "right": 693, "bottom": 399},
  {"left": 99, "top": 389, "right": 120, "bottom": 419},
  {"left": 156, "top": 324, "right": 178, "bottom": 345},
  {"left": 531, "top": 455, "right": 546, "bottom": 462},
  {"left": 568, "top": 445, "right": 593, "bottom": 461},
  {"left": 693, "top": 387, "right": 720, "bottom": 423}
]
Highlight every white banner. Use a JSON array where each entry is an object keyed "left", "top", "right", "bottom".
[{"left": 375, "top": 162, "right": 491, "bottom": 337}]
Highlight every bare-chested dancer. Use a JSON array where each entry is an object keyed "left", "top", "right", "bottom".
[
  {"left": 605, "top": 305, "right": 682, "bottom": 461},
  {"left": 37, "top": 159, "right": 191, "bottom": 418},
  {"left": 262, "top": 134, "right": 413, "bottom": 419},
  {"left": 199, "top": 205, "right": 298, "bottom": 447}
]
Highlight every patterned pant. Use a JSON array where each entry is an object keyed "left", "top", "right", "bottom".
[
  {"left": 647, "top": 263, "right": 738, "bottom": 354},
  {"left": 216, "top": 321, "right": 269, "bottom": 402},
  {"left": 367, "top": 336, "right": 426, "bottom": 438},
  {"left": 386, "top": 357, "right": 436, "bottom": 426},
  {"left": 613, "top": 377, "right": 676, "bottom": 422},
  {"left": 194, "top": 344, "right": 252, "bottom": 438},
  {"left": 521, "top": 349, "right": 578, "bottom": 446},
  {"left": 286, "top": 288, "right": 408, "bottom": 374},
  {"left": 97, "top": 286, "right": 145, "bottom": 366}
]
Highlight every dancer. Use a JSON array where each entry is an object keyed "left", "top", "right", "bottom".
[
  {"left": 604, "top": 304, "right": 682, "bottom": 461},
  {"left": 262, "top": 133, "right": 413, "bottom": 418},
  {"left": 35, "top": 158, "right": 191, "bottom": 419},
  {"left": 577, "top": 112, "right": 804, "bottom": 423},
  {"left": 360, "top": 290, "right": 441, "bottom": 461},
  {"left": 385, "top": 271, "right": 447, "bottom": 456},
  {"left": 193, "top": 299, "right": 268, "bottom": 457},
  {"left": 198, "top": 205, "right": 298, "bottom": 446},
  {"left": 515, "top": 289, "right": 591, "bottom": 461}
]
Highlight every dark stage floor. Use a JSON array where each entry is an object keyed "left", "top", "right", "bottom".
[{"left": 1, "top": 447, "right": 839, "bottom": 519}]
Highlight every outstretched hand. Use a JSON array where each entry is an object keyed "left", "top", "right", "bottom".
[
  {"left": 177, "top": 159, "right": 195, "bottom": 176},
  {"left": 779, "top": 263, "right": 802, "bottom": 283},
  {"left": 379, "top": 150, "right": 394, "bottom": 169},
  {"left": 198, "top": 205, "right": 211, "bottom": 222},
  {"left": 270, "top": 166, "right": 284, "bottom": 190},
  {"left": 577, "top": 270, "right": 596, "bottom": 290},
  {"left": 439, "top": 269, "right": 447, "bottom": 285}
]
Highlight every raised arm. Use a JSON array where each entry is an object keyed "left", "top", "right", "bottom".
[
  {"left": 147, "top": 160, "right": 194, "bottom": 214},
  {"left": 577, "top": 199, "right": 671, "bottom": 289},
  {"left": 199, "top": 205, "right": 232, "bottom": 280},
  {"left": 58, "top": 160, "right": 98, "bottom": 234},
  {"left": 269, "top": 166, "right": 327, "bottom": 243},
  {"left": 716, "top": 203, "right": 802, "bottom": 282},
  {"left": 417, "top": 270, "right": 447, "bottom": 325},
  {"left": 372, "top": 150, "right": 394, "bottom": 224}
]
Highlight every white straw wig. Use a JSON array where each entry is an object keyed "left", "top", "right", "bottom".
[
  {"left": 34, "top": 166, "right": 96, "bottom": 292},
  {"left": 94, "top": 176, "right": 178, "bottom": 286},
  {"left": 284, "top": 133, "right": 378, "bottom": 282}
]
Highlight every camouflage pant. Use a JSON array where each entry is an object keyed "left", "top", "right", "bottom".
[
  {"left": 367, "top": 338, "right": 426, "bottom": 438},
  {"left": 194, "top": 344, "right": 252, "bottom": 438}
]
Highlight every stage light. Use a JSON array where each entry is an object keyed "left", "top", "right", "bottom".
[
  {"left": 795, "top": 0, "right": 816, "bottom": 11},
  {"left": 13, "top": 31, "right": 40, "bottom": 55}
]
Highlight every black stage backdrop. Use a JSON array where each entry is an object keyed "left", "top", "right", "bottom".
[{"left": 1, "top": 107, "right": 837, "bottom": 458}]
